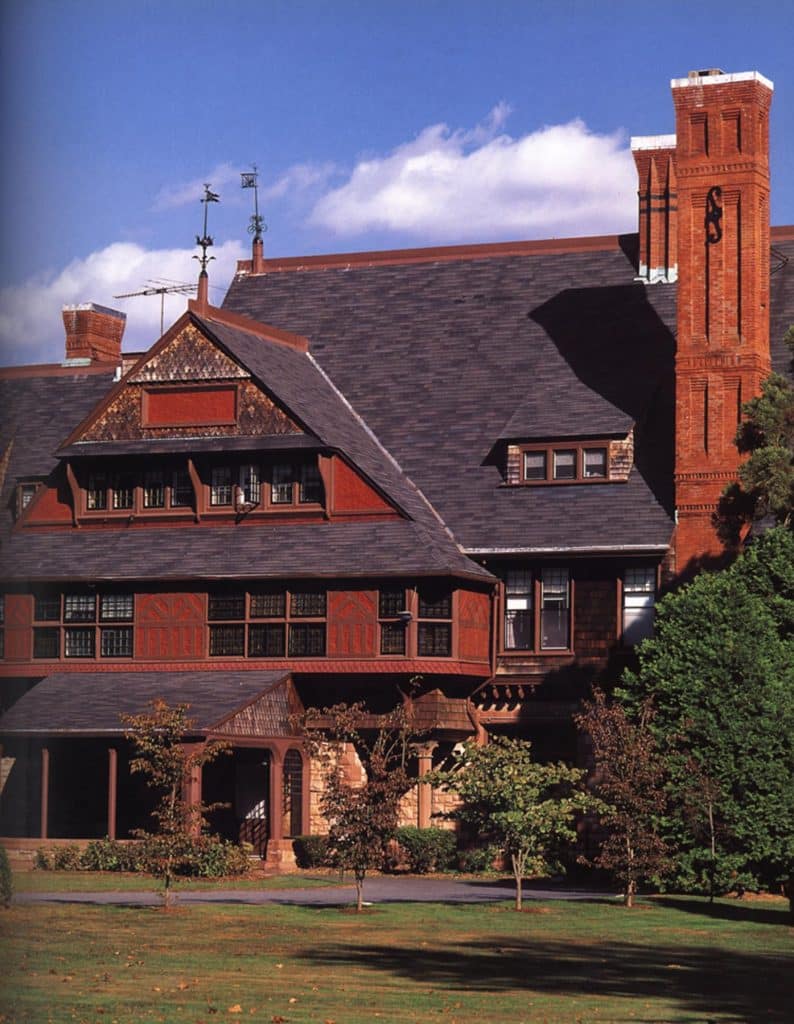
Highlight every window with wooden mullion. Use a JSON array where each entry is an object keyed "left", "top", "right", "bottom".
[
  {"left": 521, "top": 443, "right": 609, "bottom": 484},
  {"left": 379, "top": 586, "right": 406, "bottom": 655},
  {"left": 417, "top": 584, "right": 452, "bottom": 657},
  {"left": 207, "top": 588, "right": 326, "bottom": 658}
]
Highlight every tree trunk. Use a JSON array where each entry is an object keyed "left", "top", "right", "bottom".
[
  {"left": 355, "top": 871, "right": 364, "bottom": 913},
  {"left": 626, "top": 878, "right": 636, "bottom": 908},
  {"left": 512, "top": 853, "right": 523, "bottom": 911}
]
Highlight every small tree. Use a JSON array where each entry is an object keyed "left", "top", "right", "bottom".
[
  {"left": 430, "top": 736, "right": 593, "bottom": 910},
  {"left": 122, "top": 699, "right": 227, "bottom": 906},
  {"left": 301, "top": 702, "right": 416, "bottom": 912},
  {"left": 575, "top": 689, "right": 670, "bottom": 906}
]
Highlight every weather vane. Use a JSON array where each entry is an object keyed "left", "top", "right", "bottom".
[
  {"left": 194, "top": 184, "right": 220, "bottom": 272},
  {"left": 241, "top": 165, "right": 267, "bottom": 240}
]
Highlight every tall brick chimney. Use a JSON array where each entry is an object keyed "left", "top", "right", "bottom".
[
  {"left": 62, "top": 303, "right": 126, "bottom": 363},
  {"left": 671, "top": 69, "right": 774, "bottom": 570},
  {"left": 631, "top": 134, "right": 678, "bottom": 283}
]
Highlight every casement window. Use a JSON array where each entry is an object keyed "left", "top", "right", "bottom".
[
  {"left": 210, "top": 466, "right": 233, "bottom": 506},
  {"left": 270, "top": 462, "right": 323, "bottom": 506},
  {"left": 417, "top": 585, "right": 452, "bottom": 657},
  {"left": 86, "top": 473, "right": 108, "bottom": 510},
  {"left": 379, "top": 586, "right": 407, "bottom": 655},
  {"left": 501, "top": 568, "right": 572, "bottom": 652},
  {"left": 16, "top": 482, "right": 39, "bottom": 518},
  {"left": 83, "top": 464, "right": 193, "bottom": 514},
  {"left": 623, "top": 567, "right": 656, "bottom": 645},
  {"left": 111, "top": 474, "right": 136, "bottom": 511},
  {"left": 504, "top": 570, "right": 533, "bottom": 650},
  {"left": 540, "top": 569, "right": 570, "bottom": 650},
  {"left": 520, "top": 443, "right": 609, "bottom": 484},
  {"left": 208, "top": 588, "right": 327, "bottom": 658},
  {"left": 171, "top": 469, "right": 193, "bottom": 507},
  {"left": 239, "top": 464, "right": 261, "bottom": 504},
  {"left": 143, "top": 471, "right": 165, "bottom": 509},
  {"left": 33, "top": 592, "right": 134, "bottom": 659}
]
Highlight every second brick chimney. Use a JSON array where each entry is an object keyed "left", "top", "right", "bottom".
[{"left": 62, "top": 304, "right": 126, "bottom": 363}]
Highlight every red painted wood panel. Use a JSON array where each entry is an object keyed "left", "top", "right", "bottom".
[
  {"left": 327, "top": 590, "right": 378, "bottom": 657},
  {"left": 143, "top": 386, "right": 237, "bottom": 426},
  {"left": 332, "top": 458, "right": 395, "bottom": 514},
  {"left": 4, "top": 594, "right": 32, "bottom": 661},
  {"left": 135, "top": 593, "right": 206, "bottom": 660},
  {"left": 23, "top": 481, "right": 73, "bottom": 524},
  {"left": 457, "top": 590, "right": 491, "bottom": 662}
]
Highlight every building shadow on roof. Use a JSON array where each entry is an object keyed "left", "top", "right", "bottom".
[{"left": 530, "top": 284, "right": 675, "bottom": 515}]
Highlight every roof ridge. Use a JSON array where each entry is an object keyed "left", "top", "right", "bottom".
[
  {"left": 305, "top": 350, "right": 461, "bottom": 544},
  {"left": 192, "top": 302, "right": 309, "bottom": 352}
]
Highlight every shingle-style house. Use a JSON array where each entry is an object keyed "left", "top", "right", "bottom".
[{"left": 1, "top": 68, "right": 793, "bottom": 862}]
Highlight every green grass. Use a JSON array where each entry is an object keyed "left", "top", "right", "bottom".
[
  {"left": 1, "top": 894, "right": 791, "bottom": 1023},
  {"left": 11, "top": 869, "right": 339, "bottom": 893}
]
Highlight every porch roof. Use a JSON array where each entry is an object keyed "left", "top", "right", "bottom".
[{"left": 0, "top": 670, "right": 295, "bottom": 737}]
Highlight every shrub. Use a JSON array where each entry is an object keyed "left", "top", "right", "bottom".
[
  {"left": 392, "top": 827, "right": 457, "bottom": 873},
  {"left": 51, "top": 845, "right": 83, "bottom": 871},
  {"left": 293, "top": 834, "right": 330, "bottom": 869},
  {"left": 80, "top": 838, "right": 145, "bottom": 873},
  {"left": 457, "top": 844, "right": 498, "bottom": 873},
  {"left": 33, "top": 848, "right": 52, "bottom": 871},
  {"left": 0, "top": 846, "right": 12, "bottom": 908},
  {"left": 181, "top": 836, "right": 250, "bottom": 878}
]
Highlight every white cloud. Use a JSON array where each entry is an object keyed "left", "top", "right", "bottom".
[
  {"left": 152, "top": 163, "right": 241, "bottom": 211},
  {"left": 261, "top": 161, "right": 338, "bottom": 202},
  {"left": 310, "top": 109, "right": 637, "bottom": 240},
  {"left": 0, "top": 239, "right": 246, "bottom": 366}
]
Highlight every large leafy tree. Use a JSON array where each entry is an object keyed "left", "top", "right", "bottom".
[
  {"left": 430, "top": 736, "right": 594, "bottom": 910},
  {"left": 618, "top": 528, "right": 794, "bottom": 917},
  {"left": 575, "top": 690, "right": 670, "bottom": 906}
]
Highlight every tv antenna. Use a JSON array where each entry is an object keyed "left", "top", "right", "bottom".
[
  {"left": 114, "top": 279, "right": 196, "bottom": 336},
  {"left": 241, "top": 165, "right": 267, "bottom": 240}
]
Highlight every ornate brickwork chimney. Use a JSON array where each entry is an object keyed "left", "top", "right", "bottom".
[
  {"left": 631, "top": 134, "right": 678, "bottom": 283},
  {"left": 62, "top": 303, "right": 126, "bottom": 363},
  {"left": 671, "top": 69, "right": 774, "bottom": 569}
]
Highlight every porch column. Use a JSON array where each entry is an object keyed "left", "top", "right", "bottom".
[
  {"left": 107, "top": 747, "right": 118, "bottom": 840},
  {"left": 415, "top": 742, "right": 438, "bottom": 829},
  {"left": 40, "top": 746, "right": 50, "bottom": 839},
  {"left": 268, "top": 748, "right": 284, "bottom": 842},
  {"left": 181, "top": 743, "right": 203, "bottom": 837}
]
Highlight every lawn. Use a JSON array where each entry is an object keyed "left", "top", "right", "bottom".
[{"left": 0, "top": 889, "right": 791, "bottom": 1023}]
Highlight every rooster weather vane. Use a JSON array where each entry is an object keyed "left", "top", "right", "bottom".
[
  {"left": 194, "top": 184, "right": 220, "bottom": 273},
  {"left": 241, "top": 165, "right": 267, "bottom": 240}
]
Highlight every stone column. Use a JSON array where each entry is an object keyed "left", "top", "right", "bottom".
[{"left": 415, "top": 742, "right": 438, "bottom": 829}]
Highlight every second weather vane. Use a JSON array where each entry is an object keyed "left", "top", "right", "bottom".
[
  {"left": 241, "top": 165, "right": 267, "bottom": 240},
  {"left": 194, "top": 183, "right": 220, "bottom": 273}
]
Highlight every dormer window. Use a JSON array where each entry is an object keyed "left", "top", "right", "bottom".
[{"left": 520, "top": 442, "right": 610, "bottom": 484}]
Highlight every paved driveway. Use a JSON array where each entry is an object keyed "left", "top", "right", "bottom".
[{"left": 16, "top": 876, "right": 618, "bottom": 907}]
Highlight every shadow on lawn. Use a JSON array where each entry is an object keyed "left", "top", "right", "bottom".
[
  {"left": 654, "top": 896, "right": 791, "bottom": 928},
  {"left": 297, "top": 936, "right": 791, "bottom": 1022}
]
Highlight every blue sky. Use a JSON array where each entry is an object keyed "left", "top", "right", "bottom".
[{"left": 1, "top": 0, "right": 792, "bottom": 363}]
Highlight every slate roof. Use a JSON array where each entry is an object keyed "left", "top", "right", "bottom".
[
  {"left": 0, "top": 368, "right": 116, "bottom": 544},
  {"left": 0, "top": 670, "right": 292, "bottom": 735},
  {"left": 223, "top": 238, "right": 682, "bottom": 552},
  {"left": 0, "top": 519, "right": 489, "bottom": 582}
]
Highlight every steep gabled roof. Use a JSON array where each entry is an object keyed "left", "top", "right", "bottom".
[
  {"left": 223, "top": 235, "right": 682, "bottom": 553},
  {"left": 0, "top": 367, "right": 117, "bottom": 544}
]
